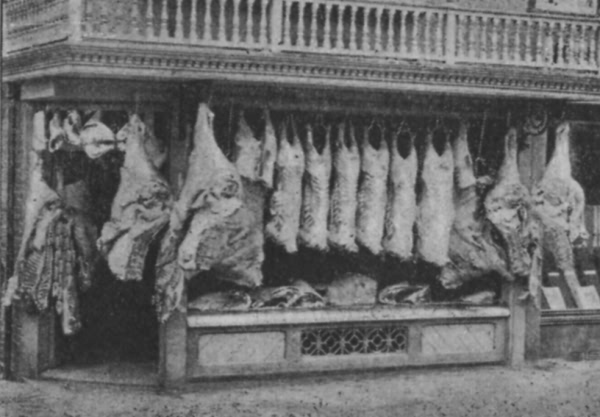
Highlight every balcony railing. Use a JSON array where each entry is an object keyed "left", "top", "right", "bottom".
[{"left": 4, "top": 0, "right": 600, "bottom": 73}]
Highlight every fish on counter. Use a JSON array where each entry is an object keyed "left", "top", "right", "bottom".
[
  {"left": 356, "top": 122, "right": 389, "bottom": 255},
  {"left": 265, "top": 118, "right": 305, "bottom": 253},
  {"left": 383, "top": 128, "right": 417, "bottom": 260},
  {"left": 98, "top": 114, "right": 173, "bottom": 282},
  {"left": 259, "top": 109, "right": 278, "bottom": 189},
  {"left": 438, "top": 122, "right": 512, "bottom": 289},
  {"left": 415, "top": 129, "right": 454, "bottom": 266},
  {"left": 328, "top": 121, "right": 360, "bottom": 253},
  {"left": 298, "top": 122, "right": 332, "bottom": 252}
]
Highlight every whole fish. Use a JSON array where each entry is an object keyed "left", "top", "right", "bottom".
[
  {"left": 415, "top": 130, "right": 454, "bottom": 266},
  {"left": 328, "top": 121, "right": 360, "bottom": 253},
  {"left": 356, "top": 123, "right": 389, "bottom": 255},
  {"left": 383, "top": 130, "right": 417, "bottom": 260},
  {"left": 265, "top": 119, "right": 305, "bottom": 253},
  {"left": 298, "top": 123, "right": 332, "bottom": 251}
]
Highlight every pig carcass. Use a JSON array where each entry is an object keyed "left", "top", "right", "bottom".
[
  {"left": 356, "top": 124, "right": 389, "bottom": 255},
  {"left": 415, "top": 130, "right": 454, "bottom": 266},
  {"left": 485, "top": 128, "right": 538, "bottom": 278},
  {"left": 298, "top": 123, "right": 332, "bottom": 251},
  {"left": 383, "top": 130, "right": 417, "bottom": 260},
  {"left": 265, "top": 118, "right": 305, "bottom": 253},
  {"left": 438, "top": 122, "right": 512, "bottom": 289},
  {"left": 98, "top": 114, "right": 173, "bottom": 282},
  {"left": 532, "top": 122, "right": 588, "bottom": 272},
  {"left": 328, "top": 121, "right": 360, "bottom": 253}
]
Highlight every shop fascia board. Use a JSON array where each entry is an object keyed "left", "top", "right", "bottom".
[{"left": 5, "top": 43, "right": 600, "bottom": 102}]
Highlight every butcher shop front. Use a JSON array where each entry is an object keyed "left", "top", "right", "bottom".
[{"left": 3, "top": 0, "right": 600, "bottom": 387}]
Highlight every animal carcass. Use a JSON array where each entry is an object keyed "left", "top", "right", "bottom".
[
  {"left": 232, "top": 111, "right": 262, "bottom": 181},
  {"left": 533, "top": 122, "right": 588, "bottom": 272},
  {"left": 328, "top": 121, "right": 360, "bottom": 253},
  {"left": 155, "top": 103, "right": 264, "bottom": 320},
  {"left": 250, "top": 280, "right": 325, "bottom": 309},
  {"left": 485, "top": 128, "right": 537, "bottom": 278},
  {"left": 326, "top": 273, "right": 378, "bottom": 306},
  {"left": 188, "top": 291, "right": 252, "bottom": 312},
  {"left": 259, "top": 109, "right": 278, "bottom": 189},
  {"left": 356, "top": 124, "right": 389, "bottom": 255},
  {"left": 98, "top": 114, "right": 173, "bottom": 282},
  {"left": 438, "top": 122, "right": 512, "bottom": 289},
  {"left": 383, "top": 130, "right": 417, "bottom": 260},
  {"left": 415, "top": 130, "right": 454, "bottom": 266},
  {"left": 298, "top": 123, "right": 332, "bottom": 251},
  {"left": 265, "top": 118, "right": 305, "bottom": 253},
  {"left": 378, "top": 283, "right": 430, "bottom": 305}
]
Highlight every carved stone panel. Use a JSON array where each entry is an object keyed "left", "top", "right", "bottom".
[{"left": 421, "top": 324, "right": 496, "bottom": 355}]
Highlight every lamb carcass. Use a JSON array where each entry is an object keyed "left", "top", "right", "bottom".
[
  {"left": 328, "top": 121, "right": 360, "bottom": 253},
  {"left": 298, "top": 123, "right": 332, "bottom": 251},
  {"left": 265, "top": 118, "right": 305, "bottom": 253},
  {"left": 258, "top": 109, "right": 278, "bottom": 189},
  {"left": 438, "top": 122, "right": 512, "bottom": 289},
  {"left": 232, "top": 110, "right": 262, "bottom": 181},
  {"left": 98, "top": 114, "right": 172, "bottom": 281},
  {"left": 383, "top": 130, "right": 417, "bottom": 260},
  {"left": 356, "top": 123, "right": 389, "bottom": 255},
  {"left": 533, "top": 122, "right": 588, "bottom": 272},
  {"left": 415, "top": 130, "right": 454, "bottom": 266},
  {"left": 484, "top": 128, "right": 537, "bottom": 278}
]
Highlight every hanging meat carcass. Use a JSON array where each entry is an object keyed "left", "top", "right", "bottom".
[
  {"left": 265, "top": 118, "right": 305, "bottom": 253},
  {"left": 298, "top": 122, "right": 332, "bottom": 252},
  {"left": 438, "top": 122, "right": 513, "bottom": 289},
  {"left": 484, "top": 128, "right": 538, "bottom": 278},
  {"left": 232, "top": 110, "right": 262, "bottom": 181},
  {"left": 415, "top": 129, "right": 454, "bottom": 266},
  {"left": 383, "top": 129, "right": 418, "bottom": 260},
  {"left": 533, "top": 122, "right": 588, "bottom": 272},
  {"left": 356, "top": 122, "right": 389, "bottom": 255},
  {"left": 98, "top": 114, "right": 173, "bottom": 282},
  {"left": 328, "top": 121, "right": 360, "bottom": 253},
  {"left": 155, "top": 103, "right": 264, "bottom": 320},
  {"left": 258, "top": 109, "right": 278, "bottom": 189}
]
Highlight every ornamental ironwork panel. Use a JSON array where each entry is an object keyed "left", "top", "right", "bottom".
[{"left": 301, "top": 326, "right": 408, "bottom": 356}]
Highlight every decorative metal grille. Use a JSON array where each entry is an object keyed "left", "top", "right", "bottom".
[{"left": 301, "top": 326, "right": 408, "bottom": 357}]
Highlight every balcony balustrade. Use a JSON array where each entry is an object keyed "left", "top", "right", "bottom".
[{"left": 4, "top": 0, "right": 600, "bottom": 73}]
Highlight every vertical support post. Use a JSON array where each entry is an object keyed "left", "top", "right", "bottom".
[{"left": 504, "top": 281, "right": 527, "bottom": 367}]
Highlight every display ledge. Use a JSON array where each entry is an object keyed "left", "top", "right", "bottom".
[
  {"left": 541, "top": 309, "right": 600, "bottom": 326},
  {"left": 187, "top": 305, "right": 510, "bottom": 328}
]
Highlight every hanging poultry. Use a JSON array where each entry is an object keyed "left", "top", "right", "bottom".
[
  {"left": 484, "top": 128, "right": 538, "bottom": 278},
  {"left": 383, "top": 128, "right": 418, "bottom": 260},
  {"left": 328, "top": 121, "right": 360, "bottom": 253},
  {"left": 156, "top": 103, "right": 264, "bottom": 320},
  {"left": 356, "top": 121, "right": 389, "bottom": 255},
  {"left": 265, "top": 118, "right": 305, "bottom": 253},
  {"left": 415, "top": 127, "right": 454, "bottom": 266},
  {"left": 438, "top": 121, "right": 513, "bottom": 289},
  {"left": 98, "top": 114, "right": 173, "bottom": 282},
  {"left": 298, "top": 122, "right": 332, "bottom": 252}
]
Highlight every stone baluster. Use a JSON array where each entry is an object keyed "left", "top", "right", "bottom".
[
  {"left": 323, "top": 3, "right": 332, "bottom": 49},
  {"left": 175, "top": 0, "right": 184, "bottom": 40},
  {"left": 298, "top": 0, "right": 306, "bottom": 47},
  {"left": 335, "top": 5, "right": 343, "bottom": 50},
  {"left": 504, "top": 19, "right": 511, "bottom": 62},
  {"left": 556, "top": 22, "right": 564, "bottom": 66},
  {"left": 569, "top": 23, "right": 577, "bottom": 67},
  {"left": 375, "top": 7, "right": 384, "bottom": 52},
  {"left": 445, "top": 11, "right": 456, "bottom": 63},
  {"left": 282, "top": 1, "right": 290, "bottom": 46},
  {"left": 246, "top": 0, "right": 253, "bottom": 43},
  {"left": 348, "top": 5, "right": 356, "bottom": 51},
  {"left": 535, "top": 20, "right": 543, "bottom": 64},
  {"left": 204, "top": 0, "right": 212, "bottom": 40},
  {"left": 409, "top": 10, "right": 417, "bottom": 56},
  {"left": 386, "top": 9, "right": 394, "bottom": 53},
  {"left": 523, "top": 20, "right": 532, "bottom": 63},
  {"left": 259, "top": 0, "right": 268, "bottom": 45},
  {"left": 146, "top": 0, "right": 155, "bottom": 37},
  {"left": 232, "top": 0, "right": 241, "bottom": 43},
  {"left": 454, "top": 13, "right": 462, "bottom": 58},
  {"left": 218, "top": 0, "right": 226, "bottom": 42},
  {"left": 422, "top": 10, "right": 430, "bottom": 58},
  {"left": 309, "top": 2, "right": 318, "bottom": 47},
  {"left": 190, "top": 0, "right": 198, "bottom": 41},
  {"left": 435, "top": 12, "right": 444, "bottom": 58},
  {"left": 593, "top": 26, "right": 599, "bottom": 69},
  {"left": 160, "top": 0, "right": 169, "bottom": 38},
  {"left": 360, "top": 7, "right": 367, "bottom": 51},
  {"left": 468, "top": 15, "right": 477, "bottom": 60}
]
